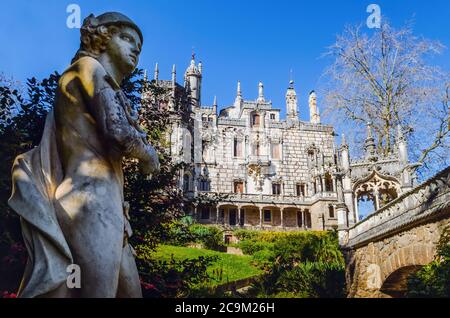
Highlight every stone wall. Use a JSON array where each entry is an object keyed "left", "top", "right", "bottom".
[{"left": 345, "top": 217, "right": 449, "bottom": 298}]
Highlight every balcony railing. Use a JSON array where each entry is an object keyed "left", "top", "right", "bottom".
[{"left": 248, "top": 155, "right": 270, "bottom": 165}]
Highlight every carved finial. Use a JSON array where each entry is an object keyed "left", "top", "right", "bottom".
[
  {"left": 237, "top": 81, "right": 242, "bottom": 97},
  {"left": 342, "top": 133, "right": 347, "bottom": 146},
  {"left": 257, "top": 81, "right": 265, "bottom": 102}
]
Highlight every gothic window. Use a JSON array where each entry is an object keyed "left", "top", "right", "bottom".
[
  {"left": 252, "top": 114, "right": 261, "bottom": 127},
  {"left": 263, "top": 210, "right": 272, "bottom": 223},
  {"left": 296, "top": 183, "right": 306, "bottom": 197},
  {"left": 234, "top": 181, "right": 244, "bottom": 193},
  {"left": 354, "top": 172, "right": 400, "bottom": 219},
  {"left": 272, "top": 183, "right": 281, "bottom": 195},
  {"left": 270, "top": 113, "right": 275, "bottom": 120},
  {"left": 328, "top": 205, "right": 335, "bottom": 218},
  {"left": 183, "top": 174, "right": 192, "bottom": 192},
  {"left": 199, "top": 178, "right": 210, "bottom": 192},
  {"left": 200, "top": 207, "right": 210, "bottom": 220},
  {"left": 271, "top": 143, "right": 281, "bottom": 160},
  {"left": 233, "top": 138, "right": 243, "bottom": 157},
  {"left": 324, "top": 173, "right": 333, "bottom": 192},
  {"left": 304, "top": 210, "right": 312, "bottom": 229}
]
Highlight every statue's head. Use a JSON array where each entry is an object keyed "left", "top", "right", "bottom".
[{"left": 72, "top": 12, "right": 143, "bottom": 76}]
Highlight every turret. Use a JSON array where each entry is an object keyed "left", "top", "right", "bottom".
[
  {"left": 309, "top": 91, "right": 320, "bottom": 124},
  {"left": 257, "top": 81, "right": 265, "bottom": 103},
  {"left": 286, "top": 80, "right": 298, "bottom": 120},
  {"left": 184, "top": 54, "right": 202, "bottom": 107}
]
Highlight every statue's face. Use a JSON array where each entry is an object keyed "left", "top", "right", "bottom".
[{"left": 105, "top": 26, "right": 142, "bottom": 76}]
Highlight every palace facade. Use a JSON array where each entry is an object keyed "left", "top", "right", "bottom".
[{"left": 144, "top": 57, "right": 417, "bottom": 234}]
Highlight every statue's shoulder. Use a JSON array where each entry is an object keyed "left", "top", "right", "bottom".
[{"left": 60, "top": 57, "right": 109, "bottom": 97}]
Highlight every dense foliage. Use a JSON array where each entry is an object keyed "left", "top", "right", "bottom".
[{"left": 234, "top": 230, "right": 346, "bottom": 298}]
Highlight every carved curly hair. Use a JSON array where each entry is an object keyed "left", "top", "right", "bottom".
[{"left": 71, "top": 14, "right": 119, "bottom": 64}]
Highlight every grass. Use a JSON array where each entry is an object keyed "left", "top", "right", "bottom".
[{"left": 154, "top": 245, "right": 263, "bottom": 287}]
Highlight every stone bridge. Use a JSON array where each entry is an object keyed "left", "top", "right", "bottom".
[{"left": 341, "top": 167, "right": 450, "bottom": 298}]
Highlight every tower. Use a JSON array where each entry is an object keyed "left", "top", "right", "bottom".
[
  {"left": 184, "top": 54, "right": 202, "bottom": 107},
  {"left": 286, "top": 80, "right": 298, "bottom": 119},
  {"left": 309, "top": 91, "right": 320, "bottom": 124}
]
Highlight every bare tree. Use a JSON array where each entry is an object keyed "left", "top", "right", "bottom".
[{"left": 322, "top": 20, "right": 449, "bottom": 178}]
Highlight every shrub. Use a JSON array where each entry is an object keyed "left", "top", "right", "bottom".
[{"left": 189, "top": 224, "right": 225, "bottom": 251}]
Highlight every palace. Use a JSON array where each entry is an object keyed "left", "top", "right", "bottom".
[{"left": 144, "top": 56, "right": 417, "bottom": 235}]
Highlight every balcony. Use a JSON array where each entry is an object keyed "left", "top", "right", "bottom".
[{"left": 248, "top": 155, "right": 270, "bottom": 166}]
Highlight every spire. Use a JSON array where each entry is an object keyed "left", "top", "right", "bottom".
[
  {"left": 213, "top": 95, "right": 217, "bottom": 113},
  {"left": 257, "top": 81, "right": 265, "bottom": 103},
  {"left": 309, "top": 91, "right": 320, "bottom": 124},
  {"left": 172, "top": 64, "right": 176, "bottom": 83},
  {"left": 143, "top": 69, "right": 148, "bottom": 82},
  {"left": 234, "top": 80, "right": 243, "bottom": 107},
  {"left": 397, "top": 124, "right": 408, "bottom": 164},
  {"left": 364, "top": 122, "right": 377, "bottom": 161},
  {"left": 286, "top": 80, "right": 298, "bottom": 119},
  {"left": 341, "top": 133, "right": 348, "bottom": 147},
  {"left": 154, "top": 63, "right": 159, "bottom": 82}
]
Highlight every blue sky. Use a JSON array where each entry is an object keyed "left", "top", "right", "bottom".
[{"left": 1, "top": 0, "right": 449, "bottom": 121}]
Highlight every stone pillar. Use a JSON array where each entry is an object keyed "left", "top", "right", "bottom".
[
  {"left": 302, "top": 210, "right": 305, "bottom": 229},
  {"left": 215, "top": 206, "right": 219, "bottom": 224},
  {"left": 259, "top": 207, "right": 263, "bottom": 228},
  {"left": 374, "top": 189, "right": 380, "bottom": 211},
  {"left": 238, "top": 207, "right": 242, "bottom": 227},
  {"left": 194, "top": 205, "right": 198, "bottom": 221},
  {"left": 280, "top": 208, "right": 284, "bottom": 228}
]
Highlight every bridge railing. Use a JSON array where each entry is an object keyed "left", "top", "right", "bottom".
[{"left": 345, "top": 166, "right": 450, "bottom": 247}]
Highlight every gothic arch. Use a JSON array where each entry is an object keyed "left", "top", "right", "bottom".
[
  {"left": 353, "top": 170, "right": 401, "bottom": 216},
  {"left": 378, "top": 244, "right": 435, "bottom": 297}
]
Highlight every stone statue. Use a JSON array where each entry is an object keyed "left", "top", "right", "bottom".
[{"left": 8, "top": 12, "right": 159, "bottom": 298}]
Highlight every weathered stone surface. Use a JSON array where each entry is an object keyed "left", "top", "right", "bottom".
[{"left": 8, "top": 12, "right": 159, "bottom": 298}]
